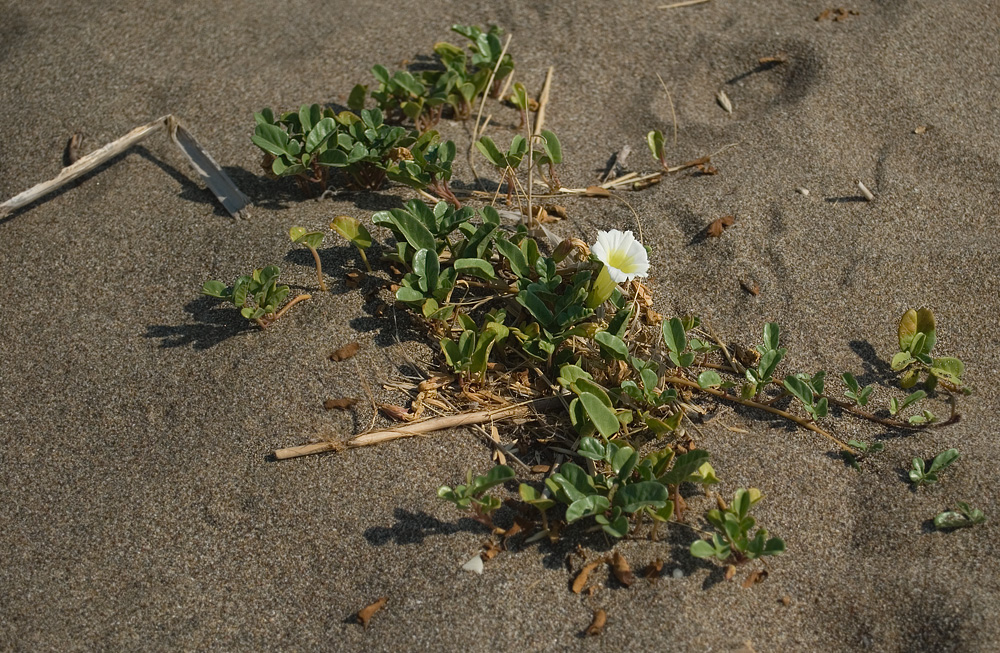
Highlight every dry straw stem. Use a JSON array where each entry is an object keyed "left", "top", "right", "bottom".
[
  {"left": 470, "top": 33, "right": 514, "bottom": 189},
  {"left": 655, "top": 72, "right": 679, "bottom": 148},
  {"left": 273, "top": 396, "right": 562, "bottom": 460},
  {"left": 0, "top": 114, "right": 249, "bottom": 219},
  {"left": 532, "top": 67, "right": 554, "bottom": 137},
  {"left": 663, "top": 375, "right": 857, "bottom": 453},
  {"left": 660, "top": 0, "right": 710, "bottom": 7}
]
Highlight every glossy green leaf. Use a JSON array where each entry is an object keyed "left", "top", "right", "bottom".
[
  {"left": 579, "top": 392, "right": 621, "bottom": 437},
  {"left": 565, "top": 495, "right": 610, "bottom": 523}
]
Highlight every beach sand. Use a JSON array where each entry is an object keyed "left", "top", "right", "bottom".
[{"left": 1, "top": 1, "right": 998, "bottom": 650}]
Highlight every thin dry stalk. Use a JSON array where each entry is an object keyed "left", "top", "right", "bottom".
[
  {"left": 273, "top": 396, "right": 562, "bottom": 460},
  {"left": 533, "top": 67, "right": 554, "bottom": 137},
  {"left": 655, "top": 72, "right": 678, "bottom": 148},
  {"left": 470, "top": 34, "right": 514, "bottom": 190},
  {"left": 660, "top": 0, "right": 711, "bottom": 8}
]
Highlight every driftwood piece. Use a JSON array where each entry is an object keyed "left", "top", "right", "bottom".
[
  {"left": 0, "top": 114, "right": 249, "bottom": 219},
  {"left": 273, "top": 396, "right": 562, "bottom": 461}
]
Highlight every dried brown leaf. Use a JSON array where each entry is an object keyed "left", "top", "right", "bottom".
[
  {"left": 610, "top": 551, "right": 635, "bottom": 587},
  {"left": 707, "top": 215, "right": 735, "bottom": 238},
  {"left": 583, "top": 186, "right": 612, "bottom": 198},
  {"left": 378, "top": 403, "right": 412, "bottom": 422},
  {"left": 724, "top": 564, "right": 737, "bottom": 581},
  {"left": 482, "top": 541, "right": 502, "bottom": 561},
  {"left": 530, "top": 464, "right": 552, "bottom": 474},
  {"left": 781, "top": 595, "right": 792, "bottom": 606},
  {"left": 914, "top": 125, "right": 929, "bottom": 135},
  {"left": 643, "top": 559, "right": 664, "bottom": 582},
  {"left": 64, "top": 133, "right": 84, "bottom": 166},
  {"left": 742, "top": 568, "right": 768, "bottom": 588},
  {"left": 345, "top": 271, "right": 363, "bottom": 289},
  {"left": 330, "top": 341, "right": 361, "bottom": 361},
  {"left": 572, "top": 558, "right": 603, "bottom": 594},
  {"left": 695, "top": 163, "right": 719, "bottom": 175},
  {"left": 543, "top": 204, "right": 568, "bottom": 219},
  {"left": 324, "top": 398, "right": 359, "bottom": 410},
  {"left": 758, "top": 53, "right": 788, "bottom": 65},
  {"left": 357, "top": 596, "right": 387, "bottom": 630},
  {"left": 585, "top": 609, "right": 607, "bottom": 637},
  {"left": 740, "top": 279, "right": 761, "bottom": 296}
]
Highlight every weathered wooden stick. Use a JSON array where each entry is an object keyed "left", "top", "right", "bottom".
[
  {"left": 0, "top": 116, "right": 168, "bottom": 218},
  {"left": 0, "top": 114, "right": 249, "bottom": 219},
  {"left": 168, "top": 116, "right": 250, "bottom": 218},
  {"left": 273, "top": 396, "right": 562, "bottom": 461}
]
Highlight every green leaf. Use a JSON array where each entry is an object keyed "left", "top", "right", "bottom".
[
  {"left": 762, "top": 322, "right": 780, "bottom": 352},
  {"left": 890, "top": 351, "right": 914, "bottom": 372},
  {"left": 453, "top": 258, "right": 497, "bottom": 280},
  {"left": 762, "top": 536, "right": 786, "bottom": 556},
  {"left": 595, "top": 331, "right": 629, "bottom": 361},
  {"left": 577, "top": 436, "right": 606, "bottom": 461},
  {"left": 251, "top": 123, "right": 291, "bottom": 157},
  {"left": 412, "top": 248, "right": 440, "bottom": 293},
  {"left": 347, "top": 84, "right": 368, "bottom": 112},
  {"left": 390, "top": 210, "right": 437, "bottom": 252},
  {"left": 289, "top": 227, "right": 324, "bottom": 250},
  {"left": 579, "top": 392, "right": 621, "bottom": 438},
  {"left": 899, "top": 389, "right": 927, "bottom": 411},
  {"left": 663, "top": 317, "right": 687, "bottom": 355},
  {"left": 614, "top": 481, "right": 668, "bottom": 513},
  {"left": 690, "top": 539, "right": 724, "bottom": 559},
  {"left": 305, "top": 117, "right": 337, "bottom": 153},
  {"left": 783, "top": 375, "right": 815, "bottom": 407},
  {"left": 330, "top": 216, "right": 373, "bottom": 249},
  {"left": 518, "top": 484, "right": 555, "bottom": 511},
  {"left": 538, "top": 129, "right": 562, "bottom": 164},
  {"left": 475, "top": 136, "right": 506, "bottom": 167},
  {"left": 697, "top": 370, "right": 722, "bottom": 389},
  {"left": 611, "top": 446, "right": 638, "bottom": 479},
  {"left": 646, "top": 129, "right": 664, "bottom": 161},
  {"left": 201, "top": 280, "right": 228, "bottom": 298},
  {"left": 565, "top": 495, "right": 610, "bottom": 523},
  {"left": 396, "top": 286, "right": 425, "bottom": 303},
  {"left": 659, "top": 449, "right": 711, "bottom": 485},
  {"left": 928, "top": 448, "right": 959, "bottom": 474},
  {"left": 495, "top": 238, "right": 531, "bottom": 279},
  {"left": 552, "top": 463, "right": 597, "bottom": 502},
  {"left": 930, "top": 356, "right": 965, "bottom": 384},
  {"left": 470, "top": 465, "right": 515, "bottom": 495}
]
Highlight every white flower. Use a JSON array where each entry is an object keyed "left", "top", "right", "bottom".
[{"left": 592, "top": 229, "right": 649, "bottom": 283}]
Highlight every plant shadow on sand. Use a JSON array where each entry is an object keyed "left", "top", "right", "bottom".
[{"left": 144, "top": 295, "right": 253, "bottom": 349}]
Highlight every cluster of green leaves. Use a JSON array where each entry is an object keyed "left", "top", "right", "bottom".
[
  {"left": 892, "top": 308, "right": 966, "bottom": 392},
  {"left": 934, "top": 502, "right": 986, "bottom": 530},
  {"left": 476, "top": 129, "right": 563, "bottom": 193},
  {"left": 521, "top": 439, "right": 716, "bottom": 539},
  {"left": 742, "top": 323, "right": 786, "bottom": 400},
  {"left": 202, "top": 266, "right": 290, "bottom": 327},
  {"left": 909, "top": 448, "right": 960, "bottom": 486},
  {"left": 437, "top": 465, "right": 515, "bottom": 528},
  {"left": 843, "top": 438, "right": 885, "bottom": 471},
  {"left": 252, "top": 104, "right": 459, "bottom": 200},
  {"left": 841, "top": 372, "right": 873, "bottom": 406},
  {"left": 351, "top": 24, "right": 513, "bottom": 131},
  {"left": 690, "top": 488, "right": 786, "bottom": 563},
  {"left": 784, "top": 371, "right": 828, "bottom": 420}
]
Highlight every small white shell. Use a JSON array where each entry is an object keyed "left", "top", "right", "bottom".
[{"left": 462, "top": 554, "right": 484, "bottom": 575}]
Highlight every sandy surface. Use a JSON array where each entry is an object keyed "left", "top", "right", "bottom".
[{"left": 1, "top": 1, "right": 999, "bottom": 650}]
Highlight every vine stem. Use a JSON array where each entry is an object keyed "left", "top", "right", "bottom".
[
  {"left": 272, "top": 293, "right": 311, "bottom": 322},
  {"left": 662, "top": 375, "right": 857, "bottom": 453}
]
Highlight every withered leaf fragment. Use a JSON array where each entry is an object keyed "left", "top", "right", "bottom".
[
  {"left": 572, "top": 558, "right": 604, "bottom": 594},
  {"left": 378, "top": 404, "right": 412, "bottom": 422},
  {"left": 530, "top": 464, "right": 552, "bottom": 474},
  {"left": 324, "top": 398, "right": 358, "bottom": 410},
  {"left": 583, "top": 186, "right": 612, "bottom": 198},
  {"left": 543, "top": 204, "right": 568, "bottom": 219},
  {"left": 707, "top": 215, "right": 735, "bottom": 238},
  {"left": 64, "top": 133, "right": 84, "bottom": 166},
  {"left": 643, "top": 559, "right": 664, "bottom": 582},
  {"left": 585, "top": 609, "right": 607, "bottom": 637},
  {"left": 758, "top": 53, "right": 788, "bottom": 65},
  {"left": 740, "top": 280, "right": 761, "bottom": 296},
  {"left": 610, "top": 551, "right": 635, "bottom": 587},
  {"left": 742, "top": 568, "right": 769, "bottom": 588},
  {"left": 330, "top": 341, "right": 361, "bottom": 361},
  {"left": 724, "top": 564, "right": 737, "bottom": 581},
  {"left": 357, "top": 596, "right": 387, "bottom": 630}
]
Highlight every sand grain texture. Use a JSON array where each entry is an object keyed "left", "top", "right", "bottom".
[{"left": 1, "top": 1, "right": 998, "bottom": 651}]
